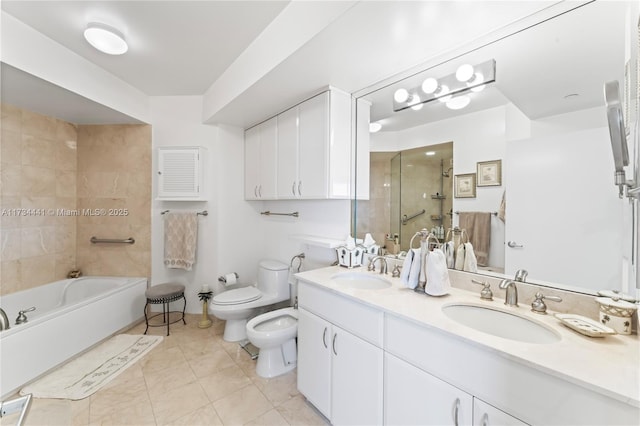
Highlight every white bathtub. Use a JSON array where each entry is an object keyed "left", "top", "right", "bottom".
[{"left": 0, "top": 276, "right": 147, "bottom": 399}]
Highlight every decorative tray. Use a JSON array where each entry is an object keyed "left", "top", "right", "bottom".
[{"left": 554, "top": 313, "right": 617, "bottom": 337}]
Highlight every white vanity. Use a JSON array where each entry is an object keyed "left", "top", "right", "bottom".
[{"left": 296, "top": 266, "right": 639, "bottom": 425}]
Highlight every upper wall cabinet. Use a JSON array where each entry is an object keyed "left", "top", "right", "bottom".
[
  {"left": 157, "top": 146, "right": 207, "bottom": 201},
  {"left": 244, "top": 117, "right": 278, "bottom": 200},
  {"left": 244, "top": 88, "right": 352, "bottom": 201}
]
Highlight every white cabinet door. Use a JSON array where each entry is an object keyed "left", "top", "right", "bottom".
[
  {"left": 244, "top": 118, "right": 278, "bottom": 200},
  {"left": 276, "top": 106, "right": 299, "bottom": 199},
  {"left": 297, "top": 308, "right": 332, "bottom": 419},
  {"left": 385, "top": 352, "right": 473, "bottom": 426},
  {"left": 298, "top": 91, "right": 329, "bottom": 199},
  {"left": 331, "top": 324, "right": 383, "bottom": 425},
  {"left": 473, "top": 398, "right": 528, "bottom": 426}
]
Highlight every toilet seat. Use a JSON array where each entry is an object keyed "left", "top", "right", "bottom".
[{"left": 213, "top": 287, "right": 261, "bottom": 305}]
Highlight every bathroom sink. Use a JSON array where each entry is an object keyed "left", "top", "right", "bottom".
[
  {"left": 442, "top": 303, "right": 561, "bottom": 344},
  {"left": 331, "top": 272, "right": 392, "bottom": 290}
]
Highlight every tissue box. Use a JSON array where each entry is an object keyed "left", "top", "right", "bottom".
[{"left": 336, "top": 246, "right": 364, "bottom": 268}]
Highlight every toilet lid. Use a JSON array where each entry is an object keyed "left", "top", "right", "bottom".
[{"left": 213, "top": 287, "right": 262, "bottom": 305}]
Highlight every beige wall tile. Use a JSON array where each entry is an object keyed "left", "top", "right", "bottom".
[
  {"left": 22, "top": 166, "right": 56, "bottom": 197},
  {"left": 1, "top": 163, "right": 22, "bottom": 196},
  {"left": 21, "top": 254, "right": 56, "bottom": 288},
  {"left": 22, "top": 109, "right": 58, "bottom": 139},
  {"left": 22, "top": 135, "right": 56, "bottom": 168},
  {"left": 1, "top": 129, "right": 21, "bottom": 165},
  {"left": 1, "top": 103, "right": 22, "bottom": 133}
]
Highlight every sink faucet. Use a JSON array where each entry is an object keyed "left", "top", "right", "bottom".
[
  {"left": 0, "top": 308, "right": 9, "bottom": 331},
  {"left": 368, "top": 256, "right": 388, "bottom": 274},
  {"left": 514, "top": 269, "right": 528, "bottom": 282},
  {"left": 499, "top": 279, "right": 518, "bottom": 307}
]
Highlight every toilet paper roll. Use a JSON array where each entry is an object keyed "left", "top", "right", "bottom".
[{"left": 224, "top": 273, "right": 237, "bottom": 286}]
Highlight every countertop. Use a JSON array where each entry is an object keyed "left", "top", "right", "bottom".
[{"left": 296, "top": 266, "right": 640, "bottom": 408}]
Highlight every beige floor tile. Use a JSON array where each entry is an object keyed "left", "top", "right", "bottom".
[
  {"left": 251, "top": 370, "right": 300, "bottom": 407},
  {"left": 89, "top": 378, "right": 151, "bottom": 420},
  {"left": 89, "top": 398, "right": 156, "bottom": 426},
  {"left": 276, "top": 395, "right": 329, "bottom": 426},
  {"left": 212, "top": 384, "right": 273, "bottom": 425},
  {"left": 140, "top": 346, "right": 187, "bottom": 374},
  {"left": 198, "top": 365, "right": 251, "bottom": 402},
  {"left": 188, "top": 346, "right": 236, "bottom": 377},
  {"left": 244, "top": 408, "right": 290, "bottom": 426},
  {"left": 179, "top": 335, "right": 223, "bottom": 361},
  {"left": 144, "top": 360, "right": 198, "bottom": 400},
  {"left": 164, "top": 403, "right": 223, "bottom": 426},
  {"left": 20, "top": 398, "right": 73, "bottom": 426},
  {"left": 148, "top": 381, "right": 210, "bottom": 425}
]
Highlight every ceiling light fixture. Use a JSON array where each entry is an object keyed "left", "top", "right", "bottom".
[
  {"left": 391, "top": 59, "right": 495, "bottom": 112},
  {"left": 446, "top": 95, "right": 471, "bottom": 110},
  {"left": 84, "top": 22, "right": 128, "bottom": 55},
  {"left": 369, "top": 122, "right": 382, "bottom": 133}
]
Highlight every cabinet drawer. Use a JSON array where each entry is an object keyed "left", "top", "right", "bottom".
[{"left": 298, "top": 280, "right": 383, "bottom": 347}]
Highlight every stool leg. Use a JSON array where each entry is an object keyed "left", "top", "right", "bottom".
[
  {"left": 144, "top": 301, "right": 150, "bottom": 335},
  {"left": 165, "top": 301, "right": 170, "bottom": 336},
  {"left": 181, "top": 294, "right": 187, "bottom": 325}
]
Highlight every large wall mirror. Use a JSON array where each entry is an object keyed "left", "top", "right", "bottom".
[{"left": 354, "top": 1, "right": 637, "bottom": 295}]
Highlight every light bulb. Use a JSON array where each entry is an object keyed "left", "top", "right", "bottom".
[
  {"left": 456, "top": 64, "right": 474, "bottom": 82},
  {"left": 469, "top": 72, "right": 486, "bottom": 92},
  {"left": 394, "top": 88, "right": 409, "bottom": 103},
  {"left": 410, "top": 94, "right": 423, "bottom": 110},
  {"left": 446, "top": 95, "right": 471, "bottom": 110},
  {"left": 421, "top": 77, "right": 438, "bottom": 94},
  {"left": 435, "top": 85, "right": 452, "bottom": 103},
  {"left": 369, "top": 122, "right": 382, "bottom": 133}
]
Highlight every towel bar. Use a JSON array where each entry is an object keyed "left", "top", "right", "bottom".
[
  {"left": 261, "top": 211, "right": 299, "bottom": 217},
  {"left": 161, "top": 210, "right": 208, "bottom": 216},
  {"left": 455, "top": 211, "right": 498, "bottom": 216},
  {"left": 90, "top": 237, "right": 135, "bottom": 244}
]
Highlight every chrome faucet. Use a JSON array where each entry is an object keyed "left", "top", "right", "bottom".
[
  {"left": 0, "top": 308, "right": 10, "bottom": 331},
  {"left": 514, "top": 269, "right": 528, "bottom": 282},
  {"left": 499, "top": 279, "right": 518, "bottom": 307},
  {"left": 368, "top": 256, "right": 388, "bottom": 274}
]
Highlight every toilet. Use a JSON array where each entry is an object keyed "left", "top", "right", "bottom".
[
  {"left": 246, "top": 306, "right": 298, "bottom": 378},
  {"left": 209, "top": 260, "right": 289, "bottom": 342}
]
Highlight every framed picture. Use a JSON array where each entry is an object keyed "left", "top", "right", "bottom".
[
  {"left": 454, "top": 173, "right": 476, "bottom": 198},
  {"left": 477, "top": 159, "right": 502, "bottom": 186}
]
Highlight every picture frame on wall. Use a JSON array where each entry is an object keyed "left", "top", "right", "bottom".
[
  {"left": 477, "top": 159, "right": 502, "bottom": 186},
  {"left": 454, "top": 173, "right": 476, "bottom": 198}
]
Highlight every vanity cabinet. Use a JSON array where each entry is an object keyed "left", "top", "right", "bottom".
[
  {"left": 385, "top": 352, "right": 473, "bottom": 425},
  {"left": 276, "top": 89, "right": 352, "bottom": 199},
  {"left": 473, "top": 398, "right": 528, "bottom": 426},
  {"left": 297, "top": 281, "right": 383, "bottom": 425},
  {"left": 244, "top": 117, "right": 277, "bottom": 200}
]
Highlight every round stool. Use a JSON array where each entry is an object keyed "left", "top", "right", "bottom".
[{"left": 144, "top": 283, "right": 186, "bottom": 336}]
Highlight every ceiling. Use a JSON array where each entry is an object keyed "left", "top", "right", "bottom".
[{"left": 1, "top": 0, "right": 616, "bottom": 128}]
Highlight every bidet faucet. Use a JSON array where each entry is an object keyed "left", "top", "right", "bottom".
[
  {"left": 368, "top": 256, "right": 388, "bottom": 274},
  {"left": 499, "top": 279, "right": 518, "bottom": 307}
]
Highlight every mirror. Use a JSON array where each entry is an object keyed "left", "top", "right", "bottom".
[{"left": 354, "top": 1, "right": 635, "bottom": 294}]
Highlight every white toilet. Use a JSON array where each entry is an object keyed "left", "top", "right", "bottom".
[
  {"left": 246, "top": 306, "right": 298, "bottom": 378},
  {"left": 209, "top": 260, "right": 289, "bottom": 342}
]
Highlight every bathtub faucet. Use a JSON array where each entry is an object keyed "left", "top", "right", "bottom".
[
  {"left": 15, "top": 307, "right": 36, "bottom": 325},
  {"left": 0, "top": 308, "right": 9, "bottom": 331}
]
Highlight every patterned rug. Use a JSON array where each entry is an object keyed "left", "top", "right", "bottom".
[{"left": 20, "top": 334, "right": 162, "bottom": 400}]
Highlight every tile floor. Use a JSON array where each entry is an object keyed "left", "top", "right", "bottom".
[{"left": 4, "top": 314, "right": 329, "bottom": 426}]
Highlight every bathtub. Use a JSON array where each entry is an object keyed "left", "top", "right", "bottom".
[{"left": 0, "top": 276, "right": 147, "bottom": 399}]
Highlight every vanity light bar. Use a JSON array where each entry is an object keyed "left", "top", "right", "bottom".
[{"left": 393, "top": 59, "right": 496, "bottom": 112}]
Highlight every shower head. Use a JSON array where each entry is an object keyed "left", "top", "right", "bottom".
[{"left": 443, "top": 167, "right": 453, "bottom": 177}]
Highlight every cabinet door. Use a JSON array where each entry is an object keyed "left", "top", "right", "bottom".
[
  {"left": 297, "top": 308, "right": 332, "bottom": 419},
  {"left": 258, "top": 117, "right": 278, "bottom": 199},
  {"left": 298, "top": 91, "right": 329, "bottom": 198},
  {"left": 385, "top": 353, "right": 473, "bottom": 425},
  {"left": 158, "top": 147, "right": 204, "bottom": 200},
  {"left": 331, "top": 324, "right": 383, "bottom": 426},
  {"left": 276, "top": 106, "right": 299, "bottom": 199},
  {"left": 244, "top": 126, "right": 261, "bottom": 200},
  {"left": 473, "top": 398, "right": 528, "bottom": 426}
]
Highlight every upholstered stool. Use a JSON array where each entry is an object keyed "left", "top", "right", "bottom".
[{"left": 144, "top": 283, "right": 186, "bottom": 336}]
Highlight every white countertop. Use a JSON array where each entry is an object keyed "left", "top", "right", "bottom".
[{"left": 296, "top": 266, "right": 640, "bottom": 408}]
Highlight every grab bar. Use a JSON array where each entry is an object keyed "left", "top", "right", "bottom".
[
  {"left": 402, "top": 209, "right": 426, "bottom": 225},
  {"left": 261, "top": 211, "right": 299, "bottom": 217},
  {"left": 90, "top": 237, "right": 135, "bottom": 244}
]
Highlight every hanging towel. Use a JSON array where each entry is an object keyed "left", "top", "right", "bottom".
[
  {"left": 455, "top": 243, "right": 465, "bottom": 270},
  {"left": 462, "top": 242, "right": 478, "bottom": 273},
  {"left": 443, "top": 241, "right": 455, "bottom": 269},
  {"left": 458, "top": 212, "right": 492, "bottom": 266},
  {"left": 164, "top": 212, "right": 198, "bottom": 271},
  {"left": 400, "top": 249, "right": 414, "bottom": 286},
  {"left": 425, "top": 249, "right": 451, "bottom": 296},
  {"left": 406, "top": 248, "right": 422, "bottom": 289},
  {"left": 498, "top": 190, "right": 506, "bottom": 223}
]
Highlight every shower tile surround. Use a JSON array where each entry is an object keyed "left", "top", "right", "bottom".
[{"left": 0, "top": 104, "right": 151, "bottom": 295}]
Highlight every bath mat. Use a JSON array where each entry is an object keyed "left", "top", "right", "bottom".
[{"left": 20, "top": 334, "right": 162, "bottom": 400}]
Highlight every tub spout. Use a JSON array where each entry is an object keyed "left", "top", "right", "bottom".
[{"left": 0, "top": 308, "right": 9, "bottom": 331}]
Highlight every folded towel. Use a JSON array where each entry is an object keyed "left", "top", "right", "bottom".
[
  {"left": 164, "top": 212, "right": 198, "bottom": 271},
  {"left": 400, "top": 249, "right": 414, "bottom": 286},
  {"left": 401, "top": 248, "right": 421, "bottom": 290},
  {"left": 463, "top": 242, "right": 478, "bottom": 273},
  {"left": 455, "top": 244, "right": 465, "bottom": 270},
  {"left": 444, "top": 241, "right": 455, "bottom": 269},
  {"left": 425, "top": 249, "right": 451, "bottom": 296}
]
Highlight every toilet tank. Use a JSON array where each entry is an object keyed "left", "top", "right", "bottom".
[{"left": 257, "top": 260, "right": 289, "bottom": 297}]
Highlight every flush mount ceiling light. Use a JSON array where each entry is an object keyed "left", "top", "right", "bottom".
[
  {"left": 392, "top": 59, "right": 495, "bottom": 112},
  {"left": 369, "top": 122, "right": 382, "bottom": 133},
  {"left": 84, "top": 22, "right": 128, "bottom": 55},
  {"left": 446, "top": 95, "right": 471, "bottom": 110}
]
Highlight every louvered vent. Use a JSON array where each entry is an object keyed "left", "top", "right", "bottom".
[{"left": 158, "top": 147, "right": 205, "bottom": 200}]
